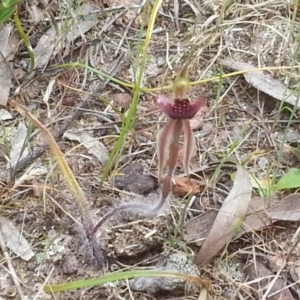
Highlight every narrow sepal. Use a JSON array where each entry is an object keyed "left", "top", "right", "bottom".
[
  {"left": 157, "top": 118, "right": 176, "bottom": 178},
  {"left": 167, "top": 120, "right": 182, "bottom": 177},
  {"left": 182, "top": 119, "right": 195, "bottom": 176}
]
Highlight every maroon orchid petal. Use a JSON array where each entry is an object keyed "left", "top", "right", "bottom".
[
  {"left": 182, "top": 119, "right": 195, "bottom": 176},
  {"left": 157, "top": 118, "right": 177, "bottom": 178},
  {"left": 157, "top": 95, "right": 174, "bottom": 115},
  {"left": 157, "top": 96, "right": 206, "bottom": 120},
  {"left": 167, "top": 120, "right": 182, "bottom": 177}
]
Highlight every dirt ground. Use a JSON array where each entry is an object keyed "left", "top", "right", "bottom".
[{"left": 1, "top": 0, "right": 300, "bottom": 299}]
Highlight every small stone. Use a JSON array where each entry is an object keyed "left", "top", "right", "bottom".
[
  {"left": 112, "top": 93, "right": 131, "bottom": 108},
  {"left": 62, "top": 254, "right": 79, "bottom": 275},
  {"left": 62, "top": 96, "right": 76, "bottom": 107},
  {"left": 114, "top": 162, "right": 157, "bottom": 194},
  {"left": 129, "top": 253, "right": 200, "bottom": 293}
]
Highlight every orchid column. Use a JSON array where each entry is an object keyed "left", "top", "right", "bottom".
[{"left": 156, "top": 67, "right": 206, "bottom": 201}]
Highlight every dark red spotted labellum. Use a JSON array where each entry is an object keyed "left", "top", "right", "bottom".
[{"left": 157, "top": 96, "right": 206, "bottom": 120}]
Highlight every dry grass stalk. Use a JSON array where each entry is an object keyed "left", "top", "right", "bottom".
[{"left": 10, "top": 100, "right": 106, "bottom": 265}]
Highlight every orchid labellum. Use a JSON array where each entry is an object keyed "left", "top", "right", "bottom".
[{"left": 156, "top": 67, "right": 206, "bottom": 200}]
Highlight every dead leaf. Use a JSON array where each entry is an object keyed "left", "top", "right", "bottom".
[
  {"left": 185, "top": 194, "right": 300, "bottom": 246},
  {"left": 0, "top": 109, "right": 13, "bottom": 121},
  {"left": 172, "top": 177, "right": 200, "bottom": 197},
  {"left": 184, "top": 210, "right": 217, "bottom": 245},
  {"left": 0, "top": 216, "right": 34, "bottom": 261},
  {"left": 244, "top": 259, "right": 294, "bottom": 300},
  {"left": 237, "top": 196, "right": 275, "bottom": 235},
  {"left": 195, "top": 167, "right": 252, "bottom": 266},
  {"left": 34, "top": 4, "right": 99, "bottom": 69},
  {"left": 220, "top": 59, "right": 300, "bottom": 108},
  {"left": 269, "top": 193, "right": 300, "bottom": 221},
  {"left": 0, "top": 25, "right": 19, "bottom": 106},
  {"left": 63, "top": 130, "right": 109, "bottom": 165},
  {"left": 8, "top": 122, "right": 29, "bottom": 169},
  {"left": 14, "top": 163, "right": 48, "bottom": 188}
]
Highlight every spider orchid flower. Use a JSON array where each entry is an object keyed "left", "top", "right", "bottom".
[{"left": 156, "top": 67, "right": 206, "bottom": 194}]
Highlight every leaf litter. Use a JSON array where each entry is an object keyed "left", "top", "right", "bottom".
[
  {"left": 244, "top": 259, "right": 295, "bottom": 300},
  {"left": 0, "top": 109, "right": 12, "bottom": 121},
  {"left": 8, "top": 122, "right": 29, "bottom": 169},
  {"left": 63, "top": 130, "right": 109, "bottom": 166},
  {"left": 33, "top": 3, "right": 99, "bottom": 69},
  {"left": 0, "top": 24, "right": 19, "bottom": 106},
  {"left": 3, "top": 0, "right": 300, "bottom": 299},
  {"left": 0, "top": 216, "right": 34, "bottom": 261},
  {"left": 195, "top": 166, "right": 252, "bottom": 266},
  {"left": 185, "top": 194, "right": 300, "bottom": 245},
  {"left": 220, "top": 59, "right": 300, "bottom": 109}
]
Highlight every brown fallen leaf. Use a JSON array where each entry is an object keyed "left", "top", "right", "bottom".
[
  {"left": 184, "top": 210, "right": 218, "bottom": 245},
  {"left": 244, "top": 259, "right": 294, "bottom": 300},
  {"left": 172, "top": 177, "right": 200, "bottom": 197},
  {"left": 185, "top": 194, "right": 300, "bottom": 246},
  {"left": 0, "top": 216, "right": 34, "bottom": 261},
  {"left": 238, "top": 195, "right": 277, "bottom": 236},
  {"left": 195, "top": 167, "right": 252, "bottom": 266},
  {"left": 269, "top": 193, "right": 300, "bottom": 221},
  {"left": 63, "top": 130, "right": 109, "bottom": 166},
  {"left": 0, "top": 25, "right": 19, "bottom": 106},
  {"left": 185, "top": 196, "right": 275, "bottom": 246},
  {"left": 220, "top": 59, "right": 300, "bottom": 109},
  {"left": 9, "top": 123, "right": 30, "bottom": 169},
  {"left": 34, "top": 4, "right": 99, "bottom": 69}
]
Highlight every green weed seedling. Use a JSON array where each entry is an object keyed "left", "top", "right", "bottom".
[
  {"left": 0, "top": 0, "right": 20, "bottom": 25},
  {"left": 231, "top": 168, "right": 300, "bottom": 197}
]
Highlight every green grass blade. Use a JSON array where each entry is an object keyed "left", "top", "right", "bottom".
[
  {"left": 100, "top": 0, "right": 163, "bottom": 186},
  {"left": 3, "top": 0, "right": 21, "bottom": 7},
  {"left": 14, "top": 10, "right": 35, "bottom": 74},
  {"left": 44, "top": 269, "right": 209, "bottom": 293},
  {"left": 0, "top": 5, "right": 15, "bottom": 24}
]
